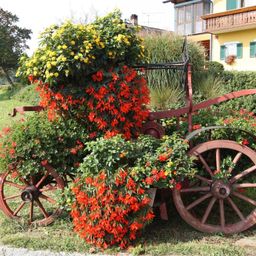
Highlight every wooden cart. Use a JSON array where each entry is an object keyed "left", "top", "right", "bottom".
[{"left": 1, "top": 41, "right": 256, "bottom": 233}]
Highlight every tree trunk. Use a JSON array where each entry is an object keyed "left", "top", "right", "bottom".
[{"left": 1, "top": 67, "right": 14, "bottom": 87}]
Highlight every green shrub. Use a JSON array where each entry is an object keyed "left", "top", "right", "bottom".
[
  {"left": 0, "top": 112, "right": 89, "bottom": 177},
  {"left": 79, "top": 134, "right": 195, "bottom": 188},
  {"left": 219, "top": 71, "right": 256, "bottom": 112},
  {"left": 222, "top": 71, "right": 256, "bottom": 91},
  {"left": 149, "top": 84, "right": 184, "bottom": 110},
  {"left": 12, "top": 83, "right": 39, "bottom": 105},
  {"left": 194, "top": 75, "right": 225, "bottom": 103},
  {"left": 206, "top": 61, "right": 224, "bottom": 77},
  {"left": 142, "top": 33, "right": 205, "bottom": 109},
  {"left": 143, "top": 33, "right": 205, "bottom": 73}
]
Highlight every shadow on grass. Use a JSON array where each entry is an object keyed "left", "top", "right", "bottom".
[
  {"left": 133, "top": 198, "right": 255, "bottom": 255},
  {"left": 0, "top": 202, "right": 255, "bottom": 256}
]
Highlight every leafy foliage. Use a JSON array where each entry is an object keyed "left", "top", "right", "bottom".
[
  {"left": 194, "top": 75, "right": 225, "bottom": 103},
  {"left": 141, "top": 33, "right": 205, "bottom": 110},
  {"left": 0, "top": 8, "right": 31, "bottom": 85},
  {"left": 70, "top": 134, "right": 195, "bottom": 248},
  {"left": 143, "top": 33, "right": 205, "bottom": 87},
  {"left": 206, "top": 61, "right": 224, "bottom": 77},
  {"left": 0, "top": 112, "right": 89, "bottom": 178}
]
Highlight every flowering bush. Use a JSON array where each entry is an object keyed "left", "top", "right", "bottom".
[
  {"left": 162, "top": 107, "right": 256, "bottom": 148},
  {"left": 71, "top": 170, "right": 154, "bottom": 249},
  {"left": 70, "top": 134, "right": 195, "bottom": 248},
  {"left": 17, "top": 10, "right": 149, "bottom": 139},
  {"left": 35, "top": 65, "right": 149, "bottom": 139},
  {"left": 0, "top": 112, "right": 89, "bottom": 178},
  {"left": 17, "top": 10, "right": 144, "bottom": 85}
]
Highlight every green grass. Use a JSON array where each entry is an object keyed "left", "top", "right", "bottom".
[
  {"left": 0, "top": 85, "right": 36, "bottom": 130},
  {"left": 0, "top": 202, "right": 255, "bottom": 255},
  {"left": 0, "top": 85, "right": 255, "bottom": 255}
]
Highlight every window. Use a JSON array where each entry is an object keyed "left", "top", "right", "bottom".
[
  {"left": 250, "top": 42, "right": 256, "bottom": 58},
  {"left": 194, "top": 2, "right": 203, "bottom": 34},
  {"left": 226, "top": 0, "right": 244, "bottom": 10},
  {"left": 175, "top": 1, "right": 210, "bottom": 35},
  {"left": 220, "top": 42, "right": 243, "bottom": 60},
  {"left": 185, "top": 5, "right": 192, "bottom": 35}
]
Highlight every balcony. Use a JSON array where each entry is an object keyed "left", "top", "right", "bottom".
[{"left": 202, "top": 6, "right": 256, "bottom": 34}]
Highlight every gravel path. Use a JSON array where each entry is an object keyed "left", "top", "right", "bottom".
[{"left": 0, "top": 245, "right": 130, "bottom": 256}]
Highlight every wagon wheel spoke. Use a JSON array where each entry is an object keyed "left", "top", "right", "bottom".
[
  {"left": 195, "top": 175, "right": 212, "bottom": 185},
  {"left": 228, "top": 152, "right": 242, "bottom": 173},
  {"left": 233, "top": 183, "right": 256, "bottom": 189},
  {"left": 39, "top": 194, "right": 56, "bottom": 204},
  {"left": 5, "top": 180, "right": 25, "bottom": 190},
  {"left": 13, "top": 202, "right": 26, "bottom": 216},
  {"left": 230, "top": 165, "right": 256, "bottom": 184},
  {"left": 227, "top": 197, "right": 245, "bottom": 221},
  {"left": 3, "top": 194, "right": 21, "bottom": 201},
  {"left": 39, "top": 185, "right": 57, "bottom": 192},
  {"left": 201, "top": 197, "right": 217, "bottom": 224},
  {"left": 198, "top": 154, "right": 213, "bottom": 177},
  {"left": 35, "top": 198, "right": 49, "bottom": 218},
  {"left": 29, "top": 201, "right": 34, "bottom": 224},
  {"left": 36, "top": 170, "right": 50, "bottom": 188},
  {"left": 216, "top": 148, "right": 221, "bottom": 173},
  {"left": 180, "top": 186, "right": 210, "bottom": 193},
  {"left": 232, "top": 191, "right": 256, "bottom": 206},
  {"left": 30, "top": 176, "right": 35, "bottom": 185},
  {"left": 186, "top": 193, "right": 212, "bottom": 210},
  {"left": 219, "top": 199, "right": 225, "bottom": 229},
  {"left": 19, "top": 177, "right": 29, "bottom": 186}
]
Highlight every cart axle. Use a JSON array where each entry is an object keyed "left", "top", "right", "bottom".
[
  {"left": 211, "top": 180, "right": 231, "bottom": 199},
  {"left": 21, "top": 186, "right": 40, "bottom": 202}
]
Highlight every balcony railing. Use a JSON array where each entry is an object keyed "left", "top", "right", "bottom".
[{"left": 202, "top": 6, "right": 256, "bottom": 33}]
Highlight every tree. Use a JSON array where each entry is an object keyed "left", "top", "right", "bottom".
[{"left": 0, "top": 8, "right": 31, "bottom": 86}]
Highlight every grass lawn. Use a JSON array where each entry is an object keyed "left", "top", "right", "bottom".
[
  {"left": 0, "top": 85, "right": 255, "bottom": 256},
  {"left": 0, "top": 86, "right": 34, "bottom": 130}
]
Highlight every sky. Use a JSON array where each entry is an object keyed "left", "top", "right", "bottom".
[{"left": 0, "top": 0, "right": 175, "bottom": 55}]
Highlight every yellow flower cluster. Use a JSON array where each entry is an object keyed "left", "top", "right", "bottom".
[
  {"left": 17, "top": 10, "right": 145, "bottom": 85},
  {"left": 114, "top": 34, "right": 130, "bottom": 45}
]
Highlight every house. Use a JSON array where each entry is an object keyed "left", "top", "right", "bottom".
[
  {"left": 202, "top": 0, "right": 256, "bottom": 70},
  {"left": 165, "top": 0, "right": 256, "bottom": 70}
]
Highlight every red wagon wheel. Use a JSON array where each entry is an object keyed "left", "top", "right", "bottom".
[
  {"left": 173, "top": 140, "right": 256, "bottom": 234},
  {"left": 0, "top": 164, "right": 65, "bottom": 226}
]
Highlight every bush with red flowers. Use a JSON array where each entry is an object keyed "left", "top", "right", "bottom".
[
  {"left": 35, "top": 65, "right": 149, "bottom": 139},
  {"left": 71, "top": 169, "right": 154, "bottom": 249},
  {"left": 70, "top": 134, "right": 195, "bottom": 248}
]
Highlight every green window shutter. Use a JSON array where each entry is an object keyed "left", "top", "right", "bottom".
[
  {"left": 220, "top": 45, "right": 226, "bottom": 60},
  {"left": 250, "top": 42, "right": 256, "bottom": 58},
  {"left": 236, "top": 43, "right": 243, "bottom": 58},
  {"left": 226, "top": 0, "right": 237, "bottom": 10}
]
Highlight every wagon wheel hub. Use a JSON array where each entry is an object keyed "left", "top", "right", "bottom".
[
  {"left": 21, "top": 185, "right": 40, "bottom": 202},
  {"left": 211, "top": 180, "right": 231, "bottom": 199}
]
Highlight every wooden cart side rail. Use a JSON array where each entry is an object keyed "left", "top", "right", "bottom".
[
  {"left": 9, "top": 106, "right": 44, "bottom": 117},
  {"left": 185, "top": 125, "right": 256, "bottom": 141},
  {"left": 149, "top": 89, "right": 256, "bottom": 121}
]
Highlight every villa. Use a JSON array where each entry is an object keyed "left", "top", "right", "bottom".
[{"left": 165, "top": 0, "right": 256, "bottom": 70}]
